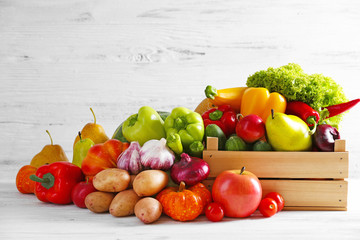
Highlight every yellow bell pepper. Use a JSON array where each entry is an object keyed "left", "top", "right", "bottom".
[
  {"left": 240, "top": 87, "right": 287, "bottom": 123},
  {"left": 205, "top": 85, "right": 248, "bottom": 112}
]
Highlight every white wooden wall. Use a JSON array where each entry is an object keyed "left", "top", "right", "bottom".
[{"left": 1, "top": 0, "right": 359, "bottom": 181}]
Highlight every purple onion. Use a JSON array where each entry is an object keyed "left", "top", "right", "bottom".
[
  {"left": 313, "top": 124, "right": 340, "bottom": 152},
  {"left": 170, "top": 153, "right": 210, "bottom": 186}
]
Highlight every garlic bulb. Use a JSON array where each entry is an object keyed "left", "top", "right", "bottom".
[
  {"left": 117, "top": 141, "right": 143, "bottom": 174},
  {"left": 140, "top": 138, "right": 175, "bottom": 171}
]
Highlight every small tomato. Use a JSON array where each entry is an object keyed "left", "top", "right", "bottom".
[
  {"left": 259, "top": 198, "right": 278, "bottom": 217},
  {"left": 265, "top": 192, "right": 285, "bottom": 212},
  {"left": 205, "top": 202, "right": 224, "bottom": 222}
]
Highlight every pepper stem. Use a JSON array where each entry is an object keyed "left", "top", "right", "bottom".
[
  {"left": 90, "top": 107, "right": 96, "bottom": 124},
  {"left": 174, "top": 117, "right": 186, "bottom": 130},
  {"left": 46, "top": 130, "right": 53, "bottom": 145},
  {"left": 205, "top": 85, "right": 218, "bottom": 100},
  {"left": 209, "top": 110, "right": 223, "bottom": 121},
  {"left": 178, "top": 181, "right": 186, "bottom": 192},
  {"left": 307, "top": 117, "right": 317, "bottom": 135},
  {"left": 29, "top": 173, "right": 55, "bottom": 189},
  {"left": 128, "top": 114, "right": 138, "bottom": 127},
  {"left": 271, "top": 109, "right": 274, "bottom": 120}
]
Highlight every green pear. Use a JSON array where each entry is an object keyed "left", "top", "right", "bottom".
[
  {"left": 72, "top": 131, "right": 95, "bottom": 167},
  {"left": 265, "top": 110, "right": 312, "bottom": 151}
]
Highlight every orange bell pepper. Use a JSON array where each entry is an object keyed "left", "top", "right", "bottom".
[
  {"left": 81, "top": 139, "right": 129, "bottom": 181},
  {"left": 205, "top": 85, "right": 248, "bottom": 112},
  {"left": 240, "top": 87, "right": 287, "bottom": 122}
]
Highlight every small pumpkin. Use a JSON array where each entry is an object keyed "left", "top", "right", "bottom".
[
  {"left": 188, "top": 183, "right": 212, "bottom": 214},
  {"left": 16, "top": 165, "right": 37, "bottom": 194},
  {"left": 156, "top": 181, "right": 210, "bottom": 221}
]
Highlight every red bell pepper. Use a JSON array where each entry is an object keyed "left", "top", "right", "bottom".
[
  {"left": 30, "top": 162, "right": 84, "bottom": 204},
  {"left": 202, "top": 105, "right": 237, "bottom": 137},
  {"left": 285, "top": 101, "right": 320, "bottom": 133}
]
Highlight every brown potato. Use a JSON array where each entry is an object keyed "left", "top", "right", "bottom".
[
  {"left": 85, "top": 192, "right": 115, "bottom": 213},
  {"left": 127, "top": 174, "right": 137, "bottom": 189},
  {"left": 134, "top": 197, "right": 162, "bottom": 224},
  {"left": 133, "top": 170, "right": 168, "bottom": 197},
  {"left": 93, "top": 168, "right": 130, "bottom": 192},
  {"left": 109, "top": 189, "right": 141, "bottom": 217}
]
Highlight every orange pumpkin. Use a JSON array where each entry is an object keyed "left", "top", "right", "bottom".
[
  {"left": 16, "top": 165, "right": 37, "bottom": 194},
  {"left": 189, "top": 183, "right": 212, "bottom": 214},
  {"left": 81, "top": 139, "right": 129, "bottom": 180},
  {"left": 156, "top": 181, "right": 211, "bottom": 221}
]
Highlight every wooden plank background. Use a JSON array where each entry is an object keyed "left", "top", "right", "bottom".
[{"left": 0, "top": 0, "right": 359, "bottom": 183}]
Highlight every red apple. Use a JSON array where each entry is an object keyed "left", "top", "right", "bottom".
[
  {"left": 236, "top": 114, "right": 265, "bottom": 143},
  {"left": 211, "top": 167, "right": 262, "bottom": 218},
  {"left": 71, "top": 181, "right": 97, "bottom": 208}
]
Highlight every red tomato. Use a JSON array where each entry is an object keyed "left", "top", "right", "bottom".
[
  {"left": 205, "top": 202, "right": 224, "bottom": 222},
  {"left": 236, "top": 114, "right": 265, "bottom": 143},
  {"left": 212, "top": 168, "right": 262, "bottom": 218},
  {"left": 259, "top": 198, "right": 278, "bottom": 217},
  {"left": 265, "top": 192, "right": 285, "bottom": 212},
  {"left": 71, "top": 181, "right": 97, "bottom": 208}
]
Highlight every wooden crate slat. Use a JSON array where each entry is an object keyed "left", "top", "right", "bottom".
[
  {"left": 202, "top": 179, "right": 348, "bottom": 209},
  {"left": 203, "top": 138, "right": 348, "bottom": 179}
]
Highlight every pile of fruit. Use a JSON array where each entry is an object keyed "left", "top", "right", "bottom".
[{"left": 16, "top": 64, "right": 359, "bottom": 224}]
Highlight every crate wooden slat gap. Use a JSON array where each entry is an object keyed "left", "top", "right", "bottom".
[{"left": 202, "top": 137, "right": 349, "bottom": 211}]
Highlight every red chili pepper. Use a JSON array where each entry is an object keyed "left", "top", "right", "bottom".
[
  {"left": 285, "top": 101, "right": 320, "bottom": 134},
  {"left": 202, "top": 105, "right": 237, "bottom": 137},
  {"left": 322, "top": 98, "right": 360, "bottom": 119},
  {"left": 30, "top": 162, "right": 84, "bottom": 204}
]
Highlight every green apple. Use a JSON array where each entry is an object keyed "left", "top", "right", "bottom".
[{"left": 72, "top": 132, "right": 95, "bottom": 167}]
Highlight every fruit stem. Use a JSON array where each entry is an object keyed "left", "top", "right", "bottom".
[
  {"left": 90, "top": 107, "right": 96, "bottom": 124},
  {"left": 271, "top": 109, "right": 274, "bottom": 120},
  {"left": 240, "top": 166, "right": 245, "bottom": 175},
  {"left": 78, "top": 131, "right": 82, "bottom": 141},
  {"left": 178, "top": 181, "right": 186, "bottom": 192},
  {"left": 46, "top": 130, "right": 53, "bottom": 145},
  {"left": 236, "top": 113, "right": 243, "bottom": 121}
]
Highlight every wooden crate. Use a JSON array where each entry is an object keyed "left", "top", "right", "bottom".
[{"left": 202, "top": 137, "right": 349, "bottom": 211}]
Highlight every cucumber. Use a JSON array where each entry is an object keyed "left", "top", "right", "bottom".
[
  {"left": 253, "top": 140, "right": 273, "bottom": 151},
  {"left": 225, "top": 135, "right": 247, "bottom": 151},
  {"left": 112, "top": 111, "right": 170, "bottom": 143},
  {"left": 205, "top": 124, "right": 226, "bottom": 150}
]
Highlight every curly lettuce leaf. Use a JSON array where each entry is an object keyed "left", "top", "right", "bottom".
[{"left": 246, "top": 63, "right": 348, "bottom": 128}]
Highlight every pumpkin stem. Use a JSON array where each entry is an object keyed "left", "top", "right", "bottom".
[{"left": 178, "top": 181, "right": 186, "bottom": 192}]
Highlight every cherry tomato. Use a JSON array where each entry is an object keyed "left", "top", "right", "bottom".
[
  {"left": 259, "top": 198, "right": 278, "bottom": 217},
  {"left": 205, "top": 202, "right": 224, "bottom": 222},
  {"left": 265, "top": 192, "right": 285, "bottom": 212}
]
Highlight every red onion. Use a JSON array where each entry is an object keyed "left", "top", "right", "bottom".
[
  {"left": 313, "top": 124, "right": 340, "bottom": 152},
  {"left": 170, "top": 153, "right": 210, "bottom": 186}
]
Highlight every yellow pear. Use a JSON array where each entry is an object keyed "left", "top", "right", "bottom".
[
  {"left": 30, "top": 130, "right": 69, "bottom": 168},
  {"left": 73, "top": 108, "right": 109, "bottom": 148}
]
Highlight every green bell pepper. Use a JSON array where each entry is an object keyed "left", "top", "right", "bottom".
[
  {"left": 188, "top": 140, "right": 204, "bottom": 158},
  {"left": 166, "top": 133, "right": 183, "bottom": 155},
  {"left": 122, "top": 106, "right": 166, "bottom": 146},
  {"left": 164, "top": 107, "right": 204, "bottom": 153}
]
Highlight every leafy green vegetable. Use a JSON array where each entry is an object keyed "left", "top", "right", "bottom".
[{"left": 246, "top": 63, "right": 348, "bottom": 128}]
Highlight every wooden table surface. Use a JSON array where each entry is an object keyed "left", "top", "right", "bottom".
[{"left": 1, "top": 0, "right": 360, "bottom": 239}]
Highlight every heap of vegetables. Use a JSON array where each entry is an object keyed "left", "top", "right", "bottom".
[{"left": 15, "top": 63, "right": 359, "bottom": 224}]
